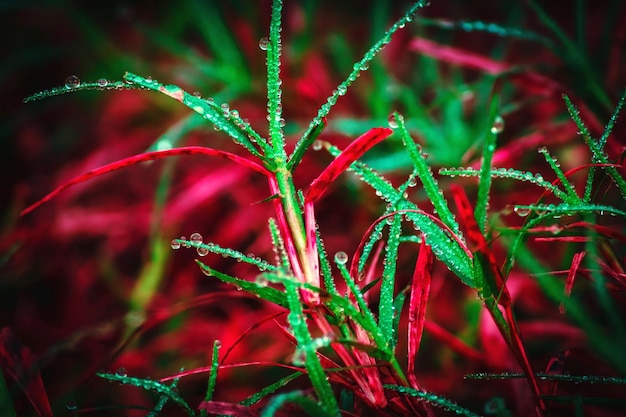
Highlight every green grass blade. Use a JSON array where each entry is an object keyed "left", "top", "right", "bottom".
[
  {"left": 240, "top": 372, "right": 303, "bottom": 406},
  {"left": 200, "top": 340, "right": 221, "bottom": 417},
  {"left": 123, "top": 72, "right": 269, "bottom": 159},
  {"left": 147, "top": 374, "right": 180, "bottom": 417},
  {"left": 475, "top": 95, "right": 500, "bottom": 234},
  {"left": 390, "top": 291, "right": 406, "bottom": 352},
  {"left": 440, "top": 167, "right": 571, "bottom": 201},
  {"left": 335, "top": 262, "right": 387, "bottom": 348},
  {"left": 416, "top": 17, "right": 551, "bottom": 45},
  {"left": 266, "top": 0, "right": 287, "bottom": 156},
  {"left": 563, "top": 94, "right": 626, "bottom": 200},
  {"left": 260, "top": 391, "right": 329, "bottom": 417},
  {"left": 395, "top": 112, "right": 462, "bottom": 237},
  {"left": 176, "top": 239, "right": 277, "bottom": 272},
  {"left": 196, "top": 261, "right": 288, "bottom": 308},
  {"left": 383, "top": 385, "right": 484, "bottom": 417},
  {"left": 379, "top": 213, "right": 403, "bottom": 347},
  {"left": 282, "top": 278, "right": 340, "bottom": 416},
  {"left": 538, "top": 146, "right": 581, "bottom": 203},
  {"left": 24, "top": 78, "right": 141, "bottom": 103},
  {"left": 316, "top": 230, "right": 339, "bottom": 296},
  {"left": 96, "top": 372, "right": 195, "bottom": 417},
  {"left": 326, "top": 145, "right": 474, "bottom": 284},
  {"left": 289, "top": 1, "right": 429, "bottom": 170},
  {"left": 598, "top": 88, "right": 626, "bottom": 149},
  {"left": 268, "top": 218, "right": 292, "bottom": 274}
]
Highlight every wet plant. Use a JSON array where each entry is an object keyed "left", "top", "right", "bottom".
[{"left": 4, "top": 1, "right": 626, "bottom": 416}]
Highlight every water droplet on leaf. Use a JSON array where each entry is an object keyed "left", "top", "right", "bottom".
[
  {"left": 97, "top": 78, "right": 108, "bottom": 87},
  {"left": 170, "top": 239, "right": 181, "bottom": 250},
  {"left": 259, "top": 37, "right": 270, "bottom": 50},
  {"left": 190, "top": 232, "right": 203, "bottom": 244},
  {"left": 334, "top": 251, "right": 348, "bottom": 265},
  {"left": 312, "top": 140, "right": 323, "bottom": 151},
  {"left": 490, "top": 115, "right": 505, "bottom": 134},
  {"left": 388, "top": 113, "right": 402, "bottom": 129},
  {"left": 65, "top": 75, "right": 80, "bottom": 89},
  {"left": 197, "top": 246, "right": 209, "bottom": 256}
]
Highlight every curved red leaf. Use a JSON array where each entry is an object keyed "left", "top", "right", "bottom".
[{"left": 20, "top": 146, "right": 270, "bottom": 216}]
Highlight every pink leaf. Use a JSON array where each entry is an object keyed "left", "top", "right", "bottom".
[
  {"left": 198, "top": 401, "right": 258, "bottom": 416},
  {"left": 560, "top": 252, "right": 586, "bottom": 313},
  {"left": 407, "top": 243, "right": 432, "bottom": 390},
  {"left": 306, "top": 127, "right": 392, "bottom": 204},
  {"left": 20, "top": 146, "right": 269, "bottom": 216}
]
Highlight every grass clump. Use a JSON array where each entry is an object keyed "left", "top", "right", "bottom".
[{"left": 4, "top": 1, "right": 626, "bottom": 416}]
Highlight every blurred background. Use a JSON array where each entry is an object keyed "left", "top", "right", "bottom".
[{"left": 1, "top": 1, "right": 625, "bottom": 416}]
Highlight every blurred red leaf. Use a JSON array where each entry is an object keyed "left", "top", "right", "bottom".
[{"left": 0, "top": 327, "right": 53, "bottom": 417}]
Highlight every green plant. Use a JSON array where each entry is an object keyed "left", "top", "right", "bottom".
[{"left": 7, "top": 1, "right": 626, "bottom": 416}]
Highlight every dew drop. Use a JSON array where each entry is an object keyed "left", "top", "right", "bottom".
[
  {"left": 66, "top": 400, "right": 78, "bottom": 411},
  {"left": 214, "top": 340, "right": 223, "bottom": 349},
  {"left": 190, "top": 232, "right": 203, "bottom": 244},
  {"left": 193, "top": 91, "right": 201, "bottom": 97},
  {"left": 388, "top": 113, "right": 402, "bottom": 129},
  {"left": 312, "top": 140, "right": 323, "bottom": 151},
  {"left": 197, "top": 246, "right": 209, "bottom": 256},
  {"left": 115, "top": 367, "right": 127, "bottom": 377},
  {"left": 279, "top": 117, "right": 286, "bottom": 127},
  {"left": 65, "top": 75, "right": 80, "bottom": 89},
  {"left": 407, "top": 177, "right": 417, "bottom": 187},
  {"left": 170, "top": 239, "right": 181, "bottom": 250},
  {"left": 97, "top": 78, "right": 108, "bottom": 87},
  {"left": 256, "top": 275, "right": 269, "bottom": 286},
  {"left": 259, "top": 37, "right": 270, "bottom": 50},
  {"left": 334, "top": 251, "right": 349, "bottom": 265},
  {"left": 337, "top": 85, "right": 347, "bottom": 96},
  {"left": 490, "top": 115, "right": 505, "bottom": 134}
]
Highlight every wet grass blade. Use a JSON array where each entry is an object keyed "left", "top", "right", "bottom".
[
  {"left": 240, "top": 372, "right": 303, "bottom": 406},
  {"left": 196, "top": 261, "right": 288, "bottom": 308},
  {"left": 96, "top": 372, "right": 195, "bottom": 417},
  {"left": 563, "top": 94, "right": 626, "bottom": 200},
  {"left": 289, "top": 1, "right": 429, "bottom": 170},
  {"left": 124, "top": 72, "right": 271, "bottom": 159},
  {"left": 395, "top": 113, "right": 462, "bottom": 237},
  {"left": 282, "top": 276, "right": 340, "bottom": 416},
  {"left": 200, "top": 340, "right": 222, "bottom": 417},
  {"left": 383, "top": 385, "right": 484, "bottom": 417},
  {"left": 379, "top": 214, "right": 403, "bottom": 348},
  {"left": 475, "top": 94, "right": 500, "bottom": 234}
]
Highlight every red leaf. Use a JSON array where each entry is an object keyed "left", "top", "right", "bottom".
[
  {"left": 20, "top": 146, "right": 270, "bottom": 216},
  {"left": 560, "top": 252, "right": 586, "bottom": 314},
  {"left": 450, "top": 185, "right": 545, "bottom": 414},
  {"left": 198, "top": 400, "right": 258, "bottom": 416},
  {"left": 406, "top": 243, "right": 436, "bottom": 417},
  {"left": 306, "top": 127, "right": 392, "bottom": 203},
  {"left": 407, "top": 242, "right": 432, "bottom": 389},
  {"left": 0, "top": 327, "right": 53, "bottom": 417}
]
